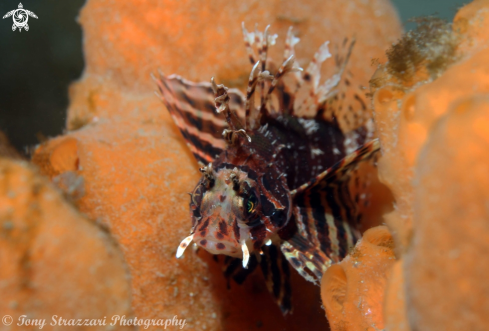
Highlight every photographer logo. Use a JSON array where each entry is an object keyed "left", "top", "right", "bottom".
[{"left": 2, "top": 3, "right": 38, "bottom": 32}]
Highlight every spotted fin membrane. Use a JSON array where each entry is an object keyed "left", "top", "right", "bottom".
[{"left": 155, "top": 24, "right": 380, "bottom": 315}]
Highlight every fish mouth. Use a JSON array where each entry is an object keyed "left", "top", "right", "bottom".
[
  {"left": 196, "top": 237, "right": 241, "bottom": 256},
  {"left": 176, "top": 233, "right": 251, "bottom": 268},
  {"left": 193, "top": 220, "right": 242, "bottom": 257}
]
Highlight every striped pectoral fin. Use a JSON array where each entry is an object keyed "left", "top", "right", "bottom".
[
  {"left": 155, "top": 74, "right": 246, "bottom": 164},
  {"left": 282, "top": 139, "right": 380, "bottom": 284},
  {"left": 281, "top": 206, "right": 359, "bottom": 285},
  {"left": 291, "top": 140, "right": 381, "bottom": 239},
  {"left": 291, "top": 139, "right": 380, "bottom": 234},
  {"left": 281, "top": 234, "right": 332, "bottom": 285},
  {"left": 259, "top": 243, "right": 293, "bottom": 315}
]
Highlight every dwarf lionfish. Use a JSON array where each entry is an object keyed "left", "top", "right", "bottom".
[{"left": 156, "top": 23, "right": 379, "bottom": 314}]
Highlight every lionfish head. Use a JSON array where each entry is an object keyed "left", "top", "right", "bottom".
[{"left": 176, "top": 163, "right": 290, "bottom": 268}]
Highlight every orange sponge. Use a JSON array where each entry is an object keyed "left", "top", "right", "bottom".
[
  {"left": 0, "top": 157, "right": 132, "bottom": 326},
  {"left": 321, "top": 226, "right": 396, "bottom": 331},
  {"left": 370, "top": 1, "right": 489, "bottom": 330}
]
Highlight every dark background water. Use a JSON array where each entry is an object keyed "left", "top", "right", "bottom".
[{"left": 0, "top": 0, "right": 466, "bottom": 154}]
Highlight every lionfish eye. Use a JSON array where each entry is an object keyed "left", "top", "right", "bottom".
[
  {"left": 246, "top": 193, "right": 258, "bottom": 214},
  {"left": 247, "top": 200, "right": 254, "bottom": 213}
]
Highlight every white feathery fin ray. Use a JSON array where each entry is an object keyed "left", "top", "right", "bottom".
[
  {"left": 311, "top": 42, "right": 332, "bottom": 89},
  {"left": 267, "top": 29, "right": 278, "bottom": 47},
  {"left": 283, "top": 26, "right": 300, "bottom": 62},
  {"left": 244, "top": 61, "right": 261, "bottom": 130},
  {"left": 241, "top": 23, "right": 306, "bottom": 124},
  {"left": 211, "top": 77, "right": 248, "bottom": 131},
  {"left": 260, "top": 25, "right": 270, "bottom": 69},
  {"left": 242, "top": 22, "right": 256, "bottom": 65},
  {"left": 293, "top": 41, "right": 332, "bottom": 117},
  {"left": 176, "top": 234, "right": 194, "bottom": 258},
  {"left": 317, "top": 39, "right": 355, "bottom": 104},
  {"left": 257, "top": 24, "right": 278, "bottom": 78},
  {"left": 210, "top": 76, "right": 252, "bottom": 145},
  {"left": 263, "top": 54, "right": 303, "bottom": 114},
  {"left": 300, "top": 40, "right": 332, "bottom": 91},
  {"left": 241, "top": 23, "right": 277, "bottom": 71},
  {"left": 259, "top": 25, "right": 270, "bottom": 120},
  {"left": 211, "top": 77, "right": 230, "bottom": 115},
  {"left": 283, "top": 27, "right": 301, "bottom": 84},
  {"left": 254, "top": 23, "right": 263, "bottom": 60},
  {"left": 243, "top": 61, "right": 273, "bottom": 130},
  {"left": 211, "top": 76, "right": 249, "bottom": 134}
]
